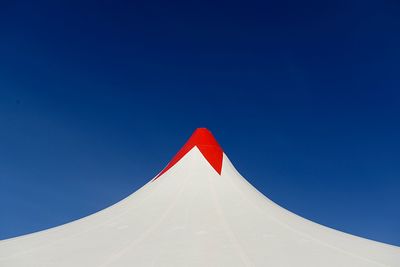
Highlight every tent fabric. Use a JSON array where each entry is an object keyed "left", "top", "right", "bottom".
[{"left": 1, "top": 128, "right": 399, "bottom": 266}]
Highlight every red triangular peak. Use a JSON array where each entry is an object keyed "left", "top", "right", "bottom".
[{"left": 154, "top": 128, "right": 224, "bottom": 180}]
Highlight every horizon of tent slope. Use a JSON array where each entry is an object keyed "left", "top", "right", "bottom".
[{"left": 0, "top": 128, "right": 399, "bottom": 266}]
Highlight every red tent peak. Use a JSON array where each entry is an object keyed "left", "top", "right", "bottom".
[
  {"left": 189, "top": 128, "right": 221, "bottom": 148},
  {"left": 154, "top": 128, "right": 224, "bottom": 180}
]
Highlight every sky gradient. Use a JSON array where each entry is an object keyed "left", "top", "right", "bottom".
[{"left": 0, "top": 0, "right": 400, "bottom": 245}]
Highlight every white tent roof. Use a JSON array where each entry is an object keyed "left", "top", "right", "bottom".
[{"left": 1, "top": 128, "right": 399, "bottom": 266}]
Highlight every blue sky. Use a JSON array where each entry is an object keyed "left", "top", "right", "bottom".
[{"left": 0, "top": 0, "right": 399, "bottom": 245}]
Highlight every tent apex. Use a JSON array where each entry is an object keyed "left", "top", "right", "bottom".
[{"left": 154, "top": 128, "right": 223, "bottom": 179}]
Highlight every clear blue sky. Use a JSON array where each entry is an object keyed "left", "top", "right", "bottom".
[{"left": 0, "top": 0, "right": 399, "bottom": 245}]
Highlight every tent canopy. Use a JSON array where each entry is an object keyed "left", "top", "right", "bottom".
[{"left": 1, "top": 128, "right": 399, "bottom": 266}]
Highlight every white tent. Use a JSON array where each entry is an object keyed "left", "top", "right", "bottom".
[{"left": 1, "top": 128, "right": 399, "bottom": 266}]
